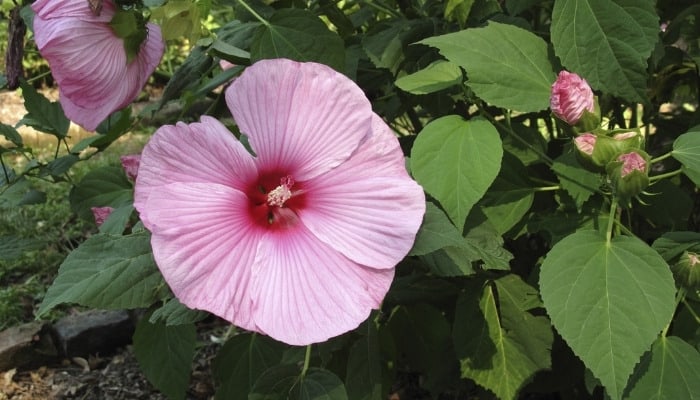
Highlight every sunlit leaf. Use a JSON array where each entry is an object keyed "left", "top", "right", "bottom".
[
  {"left": 395, "top": 60, "right": 463, "bottom": 95},
  {"left": 420, "top": 21, "right": 556, "bottom": 112},
  {"left": 411, "top": 116, "right": 502, "bottom": 231},
  {"left": 551, "top": 0, "right": 658, "bottom": 102},
  {"left": 540, "top": 231, "right": 676, "bottom": 400},
  {"left": 672, "top": 129, "right": 700, "bottom": 186},
  {"left": 624, "top": 336, "right": 700, "bottom": 399}
]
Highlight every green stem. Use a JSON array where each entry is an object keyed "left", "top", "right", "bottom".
[
  {"left": 482, "top": 109, "right": 554, "bottom": 165},
  {"left": 532, "top": 185, "right": 560, "bottom": 192},
  {"left": 682, "top": 296, "right": 700, "bottom": 325},
  {"left": 649, "top": 168, "right": 683, "bottom": 182},
  {"left": 301, "top": 344, "right": 312, "bottom": 378},
  {"left": 236, "top": 0, "right": 270, "bottom": 26},
  {"left": 650, "top": 151, "right": 673, "bottom": 164},
  {"left": 606, "top": 198, "right": 618, "bottom": 245},
  {"left": 25, "top": 71, "right": 51, "bottom": 85}
]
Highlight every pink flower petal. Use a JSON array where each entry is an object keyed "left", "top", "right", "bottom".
[
  {"left": 91, "top": 206, "right": 114, "bottom": 226},
  {"left": 134, "top": 116, "right": 258, "bottom": 230},
  {"left": 32, "top": 0, "right": 164, "bottom": 130},
  {"left": 144, "top": 182, "right": 263, "bottom": 332},
  {"left": 120, "top": 154, "right": 141, "bottom": 181},
  {"left": 300, "top": 115, "right": 425, "bottom": 268},
  {"left": 225, "top": 59, "right": 372, "bottom": 181},
  {"left": 251, "top": 226, "right": 394, "bottom": 345}
]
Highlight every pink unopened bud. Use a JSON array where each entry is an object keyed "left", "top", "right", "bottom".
[
  {"left": 574, "top": 133, "right": 596, "bottom": 156},
  {"left": 91, "top": 206, "right": 115, "bottom": 227},
  {"left": 550, "top": 71, "right": 595, "bottom": 126},
  {"left": 618, "top": 152, "right": 647, "bottom": 177},
  {"left": 219, "top": 60, "right": 236, "bottom": 70},
  {"left": 612, "top": 131, "right": 638, "bottom": 140},
  {"left": 120, "top": 154, "right": 141, "bottom": 181}
]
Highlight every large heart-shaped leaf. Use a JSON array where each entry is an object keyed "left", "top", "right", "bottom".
[
  {"left": 551, "top": 0, "right": 658, "bottom": 102},
  {"left": 672, "top": 128, "right": 700, "bottom": 186},
  {"left": 411, "top": 116, "right": 502, "bottom": 231},
  {"left": 420, "top": 21, "right": 556, "bottom": 112},
  {"left": 540, "top": 231, "right": 676, "bottom": 399}
]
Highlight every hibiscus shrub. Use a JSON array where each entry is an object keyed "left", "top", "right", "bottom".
[{"left": 2, "top": 0, "right": 700, "bottom": 399}]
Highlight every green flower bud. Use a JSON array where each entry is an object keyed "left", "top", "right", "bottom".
[
  {"left": 573, "top": 133, "right": 602, "bottom": 172},
  {"left": 606, "top": 150, "right": 650, "bottom": 206},
  {"left": 671, "top": 251, "right": 700, "bottom": 290},
  {"left": 591, "top": 130, "right": 643, "bottom": 168}
]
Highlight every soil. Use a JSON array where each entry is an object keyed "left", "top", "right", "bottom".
[{"left": 0, "top": 339, "right": 220, "bottom": 400}]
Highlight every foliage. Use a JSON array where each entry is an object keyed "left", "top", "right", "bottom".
[{"left": 2, "top": 0, "right": 700, "bottom": 399}]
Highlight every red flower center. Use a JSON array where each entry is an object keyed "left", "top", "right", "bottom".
[{"left": 247, "top": 172, "right": 306, "bottom": 229}]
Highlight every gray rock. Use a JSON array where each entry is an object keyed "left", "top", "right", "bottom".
[
  {"left": 50, "top": 310, "right": 135, "bottom": 358},
  {"left": 0, "top": 321, "right": 57, "bottom": 371}
]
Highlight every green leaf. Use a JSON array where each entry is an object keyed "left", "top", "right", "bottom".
[
  {"left": 133, "top": 318, "right": 196, "bottom": 400},
  {"left": 652, "top": 231, "right": 700, "bottom": 262},
  {"left": 69, "top": 166, "right": 133, "bottom": 220},
  {"left": 672, "top": 129, "right": 700, "bottom": 186},
  {"left": 251, "top": 9, "right": 345, "bottom": 72},
  {"left": 551, "top": 151, "right": 601, "bottom": 211},
  {"left": 345, "top": 321, "right": 384, "bottom": 400},
  {"left": 551, "top": 0, "right": 659, "bottom": 102},
  {"left": 411, "top": 116, "right": 502, "bottom": 231},
  {"left": 539, "top": 231, "right": 677, "bottom": 400},
  {"left": 149, "top": 297, "right": 209, "bottom": 326},
  {"left": 0, "top": 122, "right": 22, "bottom": 146},
  {"left": 160, "top": 46, "right": 214, "bottom": 107},
  {"left": 421, "top": 248, "right": 475, "bottom": 277},
  {"left": 409, "top": 202, "right": 465, "bottom": 256},
  {"left": 395, "top": 60, "right": 463, "bottom": 95},
  {"left": 250, "top": 364, "right": 301, "bottom": 400},
  {"left": 363, "top": 20, "right": 415, "bottom": 74},
  {"left": 98, "top": 203, "right": 134, "bottom": 235},
  {"left": 420, "top": 21, "right": 556, "bottom": 112},
  {"left": 17, "top": 80, "right": 70, "bottom": 138},
  {"left": 624, "top": 336, "right": 700, "bottom": 399},
  {"left": 36, "top": 232, "right": 166, "bottom": 317},
  {"left": 213, "top": 333, "right": 286, "bottom": 400},
  {"left": 388, "top": 304, "right": 458, "bottom": 394},
  {"left": 480, "top": 152, "right": 534, "bottom": 235},
  {"left": 292, "top": 369, "right": 348, "bottom": 400},
  {"left": 501, "top": 123, "right": 547, "bottom": 166},
  {"left": 454, "top": 277, "right": 552, "bottom": 400}
]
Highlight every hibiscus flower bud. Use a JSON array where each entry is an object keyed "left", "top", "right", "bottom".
[
  {"left": 91, "top": 206, "right": 115, "bottom": 226},
  {"left": 606, "top": 150, "right": 650, "bottom": 206},
  {"left": 120, "top": 154, "right": 141, "bottom": 181},
  {"left": 671, "top": 251, "right": 700, "bottom": 290},
  {"left": 591, "top": 130, "right": 643, "bottom": 168},
  {"left": 573, "top": 133, "right": 600, "bottom": 171},
  {"left": 550, "top": 71, "right": 598, "bottom": 130}
]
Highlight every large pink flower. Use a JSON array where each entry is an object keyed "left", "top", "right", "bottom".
[
  {"left": 134, "top": 59, "right": 425, "bottom": 345},
  {"left": 32, "top": 0, "right": 164, "bottom": 131}
]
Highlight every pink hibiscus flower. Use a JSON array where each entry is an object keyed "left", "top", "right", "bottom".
[
  {"left": 134, "top": 59, "right": 426, "bottom": 345},
  {"left": 32, "top": 0, "right": 164, "bottom": 131}
]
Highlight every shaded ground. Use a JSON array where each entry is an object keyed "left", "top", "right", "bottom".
[{"left": 1, "top": 325, "right": 222, "bottom": 400}]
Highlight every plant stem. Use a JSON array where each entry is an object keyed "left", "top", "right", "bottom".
[
  {"left": 301, "top": 344, "right": 312, "bottom": 378},
  {"left": 532, "top": 185, "right": 560, "bottom": 192},
  {"left": 236, "top": 0, "right": 270, "bottom": 26},
  {"left": 25, "top": 71, "right": 51, "bottom": 85},
  {"left": 606, "top": 198, "right": 618, "bottom": 245},
  {"left": 649, "top": 168, "right": 683, "bottom": 182},
  {"left": 650, "top": 151, "right": 673, "bottom": 164}
]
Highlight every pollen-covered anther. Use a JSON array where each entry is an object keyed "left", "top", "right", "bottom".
[{"left": 267, "top": 176, "right": 295, "bottom": 207}]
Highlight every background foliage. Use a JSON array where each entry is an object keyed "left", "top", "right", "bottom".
[{"left": 2, "top": 0, "right": 700, "bottom": 399}]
